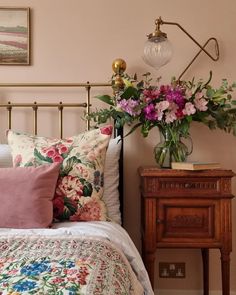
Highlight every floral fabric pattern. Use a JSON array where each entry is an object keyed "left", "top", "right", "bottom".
[
  {"left": 0, "top": 235, "right": 143, "bottom": 295},
  {"left": 7, "top": 126, "right": 112, "bottom": 221}
]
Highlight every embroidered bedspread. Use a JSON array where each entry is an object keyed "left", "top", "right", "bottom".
[{"left": 0, "top": 235, "right": 144, "bottom": 295}]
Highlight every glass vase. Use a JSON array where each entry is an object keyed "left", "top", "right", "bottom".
[{"left": 154, "top": 128, "right": 193, "bottom": 168}]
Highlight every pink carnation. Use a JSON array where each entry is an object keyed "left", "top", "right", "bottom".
[
  {"left": 165, "top": 102, "right": 178, "bottom": 123},
  {"left": 182, "top": 102, "right": 196, "bottom": 116},
  {"left": 194, "top": 93, "right": 208, "bottom": 111}
]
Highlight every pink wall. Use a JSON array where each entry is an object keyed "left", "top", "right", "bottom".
[{"left": 0, "top": 0, "right": 236, "bottom": 293}]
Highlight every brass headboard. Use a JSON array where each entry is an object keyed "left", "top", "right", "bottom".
[
  {"left": 0, "top": 58, "right": 126, "bottom": 138},
  {"left": 0, "top": 82, "right": 110, "bottom": 139}
]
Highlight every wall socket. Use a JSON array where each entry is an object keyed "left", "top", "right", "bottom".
[{"left": 159, "top": 262, "right": 186, "bottom": 278}]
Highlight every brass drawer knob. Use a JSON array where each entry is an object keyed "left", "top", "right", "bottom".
[{"left": 156, "top": 219, "right": 163, "bottom": 224}]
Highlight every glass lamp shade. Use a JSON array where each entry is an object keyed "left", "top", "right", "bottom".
[{"left": 143, "top": 36, "right": 173, "bottom": 70}]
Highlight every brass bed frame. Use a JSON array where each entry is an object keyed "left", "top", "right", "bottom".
[{"left": 0, "top": 58, "right": 126, "bottom": 220}]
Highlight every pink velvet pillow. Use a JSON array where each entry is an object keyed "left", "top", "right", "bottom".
[{"left": 0, "top": 163, "right": 60, "bottom": 228}]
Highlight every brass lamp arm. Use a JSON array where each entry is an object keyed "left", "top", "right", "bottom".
[
  {"left": 157, "top": 17, "right": 220, "bottom": 80},
  {"left": 178, "top": 37, "right": 219, "bottom": 81}
]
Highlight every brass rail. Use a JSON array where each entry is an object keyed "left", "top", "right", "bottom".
[
  {"left": 0, "top": 82, "right": 111, "bottom": 87},
  {"left": 0, "top": 82, "right": 111, "bottom": 138},
  {"left": 0, "top": 102, "right": 90, "bottom": 138}
]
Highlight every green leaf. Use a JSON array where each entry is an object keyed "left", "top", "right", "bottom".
[
  {"left": 206, "top": 88, "right": 215, "bottom": 98},
  {"left": 136, "top": 80, "right": 144, "bottom": 89},
  {"left": 24, "top": 162, "right": 34, "bottom": 167},
  {"left": 120, "top": 86, "right": 139, "bottom": 99},
  {"left": 95, "top": 95, "right": 114, "bottom": 105},
  {"left": 82, "top": 181, "right": 93, "bottom": 197},
  {"left": 64, "top": 197, "right": 77, "bottom": 214},
  {"left": 34, "top": 148, "right": 53, "bottom": 163},
  {"left": 207, "top": 120, "right": 217, "bottom": 130},
  {"left": 62, "top": 156, "right": 81, "bottom": 176}
]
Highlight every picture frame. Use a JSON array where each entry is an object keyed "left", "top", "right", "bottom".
[{"left": 0, "top": 7, "right": 30, "bottom": 65}]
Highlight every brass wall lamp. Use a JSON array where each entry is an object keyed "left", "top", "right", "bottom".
[{"left": 143, "top": 17, "right": 220, "bottom": 80}]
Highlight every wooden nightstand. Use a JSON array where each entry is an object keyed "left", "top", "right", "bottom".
[{"left": 138, "top": 166, "right": 235, "bottom": 295}]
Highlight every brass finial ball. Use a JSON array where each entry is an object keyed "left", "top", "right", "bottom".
[
  {"left": 112, "top": 58, "right": 126, "bottom": 74},
  {"left": 113, "top": 76, "right": 125, "bottom": 90}
]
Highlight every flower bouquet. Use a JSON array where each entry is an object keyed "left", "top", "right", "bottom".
[{"left": 89, "top": 72, "right": 236, "bottom": 167}]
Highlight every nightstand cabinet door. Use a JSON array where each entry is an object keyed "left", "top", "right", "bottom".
[{"left": 156, "top": 198, "right": 221, "bottom": 247}]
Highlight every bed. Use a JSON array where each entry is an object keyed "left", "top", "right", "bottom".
[{"left": 0, "top": 60, "right": 154, "bottom": 295}]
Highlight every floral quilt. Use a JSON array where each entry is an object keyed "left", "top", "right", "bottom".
[{"left": 0, "top": 235, "right": 144, "bottom": 295}]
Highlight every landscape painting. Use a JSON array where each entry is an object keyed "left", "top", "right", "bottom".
[{"left": 0, "top": 7, "right": 30, "bottom": 65}]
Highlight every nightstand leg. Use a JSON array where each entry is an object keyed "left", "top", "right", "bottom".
[
  {"left": 220, "top": 249, "right": 230, "bottom": 295},
  {"left": 201, "top": 248, "right": 209, "bottom": 295},
  {"left": 143, "top": 251, "right": 156, "bottom": 289}
]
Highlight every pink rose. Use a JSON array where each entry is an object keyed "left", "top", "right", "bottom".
[{"left": 100, "top": 125, "right": 112, "bottom": 135}]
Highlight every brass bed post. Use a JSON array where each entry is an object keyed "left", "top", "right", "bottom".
[
  {"left": 111, "top": 58, "right": 127, "bottom": 224},
  {"left": 85, "top": 81, "right": 91, "bottom": 131},
  {"left": 58, "top": 102, "right": 63, "bottom": 139},
  {"left": 33, "top": 102, "right": 38, "bottom": 135},
  {"left": 7, "top": 102, "right": 12, "bottom": 130}
]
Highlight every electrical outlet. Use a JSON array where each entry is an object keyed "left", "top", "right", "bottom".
[{"left": 159, "top": 262, "right": 185, "bottom": 278}]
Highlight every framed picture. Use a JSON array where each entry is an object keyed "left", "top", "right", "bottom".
[{"left": 0, "top": 7, "right": 30, "bottom": 65}]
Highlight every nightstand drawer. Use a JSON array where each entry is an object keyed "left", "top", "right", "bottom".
[
  {"left": 144, "top": 177, "right": 220, "bottom": 196},
  {"left": 156, "top": 198, "right": 220, "bottom": 243}
]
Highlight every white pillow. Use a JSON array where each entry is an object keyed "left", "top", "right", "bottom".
[
  {"left": 0, "top": 138, "right": 122, "bottom": 224},
  {"left": 0, "top": 144, "right": 12, "bottom": 167},
  {"left": 103, "top": 136, "right": 122, "bottom": 224}
]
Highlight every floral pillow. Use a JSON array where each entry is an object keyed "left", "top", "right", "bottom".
[{"left": 7, "top": 126, "right": 112, "bottom": 222}]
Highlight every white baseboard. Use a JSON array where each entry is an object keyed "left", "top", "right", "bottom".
[{"left": 154, "top": 290, "right": 236, "bottom": 295}]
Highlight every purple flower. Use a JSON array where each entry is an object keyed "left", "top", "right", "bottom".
[
  {"left": 117, "top": 98, "right": 141, "bottom": 116},
  {"left": 161, "top": 85, "right": 185, "bottom": 108},
  {"left": 143, "top": 103, "right": 157, "bottom": 121}
]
